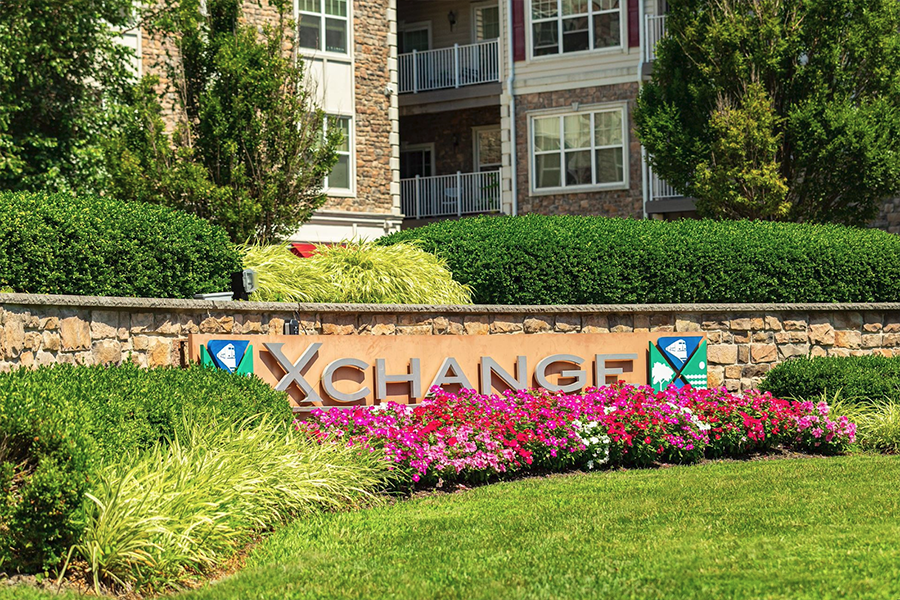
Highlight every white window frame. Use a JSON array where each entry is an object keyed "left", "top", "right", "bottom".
[
  {"left": 398, "top": 21, "right": 432, "bottom": 53},
  {"left": 527, "top": 0, "right": 625, "bottom": 60},
  {"left": 400, "top": 143, "right": 436, "bottom": 179},
  {"left": 324, "top": 114, "right": 355, "bottom": 196},
  {"left": 528, "top": 102, "right": 629, "bottom": 195},
  {"left": 294, "top": 0, "right": 352, "bottom": 58},
  {"left": 471, "top": 2, "right": 501, "bottom": 42},
  {"left": 472, "top": 126, "right": 502, "bottom": 172}
]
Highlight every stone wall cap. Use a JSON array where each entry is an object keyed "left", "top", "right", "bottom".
[{"left": 3, "top": 293, "right": 900, "bottom": 315}]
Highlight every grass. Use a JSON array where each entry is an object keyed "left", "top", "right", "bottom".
[{"left": 7, "top": 455, "right": 897, "bottom": 599}]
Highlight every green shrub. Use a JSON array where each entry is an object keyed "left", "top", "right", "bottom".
[
  {"left": 380, "top": 215, "right": 900, "bottom": 305},
  {"left": 759, "top": 356, "right": 900, "bottom": 403},
  {"left": 0, "top": 364, "right": 291, "bottom": 572},
  {"left": 0, "top": 191, "right": 242, "bottom": 298},
  {"left": 243, "top": 242, "right": 473, "bottom": 304}
]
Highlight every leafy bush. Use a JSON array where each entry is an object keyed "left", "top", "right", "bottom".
[
  {"left": 243, "top": 242, "right": 473, "bottom": 304},
  {"left": 0, "top": 364, "right": 291, "bottom": 572},
  {"left": 379, "top": 215, "right": 900, "bottom": 305},
  {"left": 71, "top": 418, "right": 385, "bottom": 591},
  {"left": 760, "top": 356, "right": 900, "bottom": 403},
  {"left": 0, "top": 191, "right": 242, "bottom": 298},
  {"left": 105, "top": 0, "right": 341, "bottom": 243}
]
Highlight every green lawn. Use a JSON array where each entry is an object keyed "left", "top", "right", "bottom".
[{"left": 4, "top": 455, "right": 900, "bottom": 600}]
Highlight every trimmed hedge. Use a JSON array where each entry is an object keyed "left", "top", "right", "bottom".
[
  {"left": 0, "top": 192, "right": 242, "bottom": 298},
  {"left": 759, "top": 355, "right": 900, "bottom": 403},
  {"left": 380, "top": 215, "right": 900, "bottom": 305},
  {"left": 0, "top": 364, "right": 291, "bottom": 572}
]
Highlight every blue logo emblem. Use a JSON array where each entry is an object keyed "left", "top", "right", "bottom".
[{"left": 201, "top": 340, "right": 254, "bottom": 375}]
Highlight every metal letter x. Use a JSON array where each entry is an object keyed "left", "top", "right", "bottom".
[{"left": 263, "top": 342, "right": 322, "bottom": 403}]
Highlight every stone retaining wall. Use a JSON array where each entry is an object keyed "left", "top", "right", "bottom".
[{"left": 3, "top": 293, "right": 900, "bottom": 391}]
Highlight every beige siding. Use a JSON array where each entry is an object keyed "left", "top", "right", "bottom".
[{"left": 399, "top": 0, "right": 488, "bottom": 49}]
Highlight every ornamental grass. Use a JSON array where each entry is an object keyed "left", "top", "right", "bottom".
[
  {"left": 241, "top": 243, "right": 331, "bottom": 303},
  {"left": 67, "top": 417, "right": 387, "bottom": 592},
  {"left": 242, "top": 242, "right": 472, "bottom": 305},
  {"left": 829, "top": 393, "right": 900, "bottom": 454}
]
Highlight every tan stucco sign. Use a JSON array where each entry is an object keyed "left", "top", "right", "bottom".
[{"left": 189, "top": 332, "right": 705, "bottom": 412}]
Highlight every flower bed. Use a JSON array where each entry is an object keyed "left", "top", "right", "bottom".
[{"left": 300, "top": 386, "right": 856, "bottom": 487}]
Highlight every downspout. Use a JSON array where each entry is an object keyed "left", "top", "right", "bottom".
[
  {"left": 638, "top": 0, "right": 647, "bottom": 220},
  {"left": 507, "top": 0, "right": 518, "bottom": 216}
]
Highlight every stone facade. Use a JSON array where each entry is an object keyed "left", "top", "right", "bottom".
[
  {"left": 5, "top": 294, "right": 900, "bottom": 393},
  {"left": 515, "top": 82, "right": 643, "bottom": 218},
  {"left": 321, "top": 0, "right": 395, "bottom": 214},
  {"left": 401, "top": 106, "right": 501, "bottom": 175},
  {"left": 873, "top": 197, "right": 900, "bottom": 234}
]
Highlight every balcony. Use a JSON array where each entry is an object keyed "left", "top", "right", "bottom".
[
  {"left": 646, "top": 164, "right": 696, "bottom": 214},
  {"left": 400, "top": 170, "right": 501, "bottom": 219},
  {"left": 643, "top": 14, "right": 666, "bottom": 63},
  {"left": 399, "top": 40, "right": 500, "bottom": 94}
]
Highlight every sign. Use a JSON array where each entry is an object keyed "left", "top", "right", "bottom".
[
  {"left": 190, "top": 332, "right": 707, "bottom": 412},
  {"left": 201, "top": 340, "right": 254, "bottom": 375},
  {"left": 648, "top": 336, "right": 708, "bottom": 392}
]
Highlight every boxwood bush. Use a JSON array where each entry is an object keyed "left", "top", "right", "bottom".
[
  {"left": 759, "top": 355, "right": 900, "bottom": 403},
  {"left": 0, "top": 191, "right": 242, "bottom": 298},
  {"left": 381, "top": 215, "right": 900, "bottom": 305},
  {"left": 0, "top": 364, "right": 291, "bottom": 572}
]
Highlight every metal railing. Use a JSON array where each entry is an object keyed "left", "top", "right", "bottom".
[
  {"left": 644, "top": 14, "right": 667, "bottom": 63},
  {"left": 400, "top": 170, "right": 501, "bottom": 219},
  {"left": 399, "top": 40, "right": 500, "bottom": 94},
  {"left": 647, "top": 164, "right": 683, "bottom": 202}
]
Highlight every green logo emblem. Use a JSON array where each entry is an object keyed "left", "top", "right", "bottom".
[{"left": 649, "top": 336, "right": 707, "bottom": 392}]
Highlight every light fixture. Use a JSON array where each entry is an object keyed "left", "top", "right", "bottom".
[
  {"left": 448, "top": 10, "right": 457, "bottom": 31},
  {"left": 230, "top": 269, "right": 258, "bottom": 301}
]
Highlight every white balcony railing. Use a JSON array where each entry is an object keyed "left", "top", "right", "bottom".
[
  {"left": 644, "top": 14, "right": 667, "bottom": 63},
  {"left": 401, "top": 170, "right": 501, "bottom": 219},
  {"left": 399, "top": 40, "right": 500, "bottom": 94},
  {"left": 647, "top": 164, "right": 683, "bottom": 203}
]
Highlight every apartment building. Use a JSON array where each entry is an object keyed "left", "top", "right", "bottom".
[
  {"left": 122, "top": 1, "right": 900, "bottom": 240},
  {"left": 398, "top": 0, "right": 691, "bottom": 228},
  {"left": 124, "top": 1, "right": 692, "bottom": 242}
]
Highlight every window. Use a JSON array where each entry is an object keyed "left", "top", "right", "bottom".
[
  {"left": 326, "top": 116, "right": 352, "bottom": 190},
  {"left": 531, "top": 107, "right": 626, "bottom": 191},
  {"left": 531, "top": 0, "right": 621, "bottom": 57},
  {"left": 474, "top": 127, "right": 502, "bottom": 171},
  {"left": 473, "top": 4, "right": 500, "bottom": 41},
  {"left": 298, "top": 0, "right": 348, "bottom": 54},
  {"left": 399, "top": 24, "right": 430, "bottom": 53},
  {"left": 116, "top": 28, "right": 142, "bottom": 77},
  {"left": 400, "top": 145, "right": 434, "bottom": 179}
]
